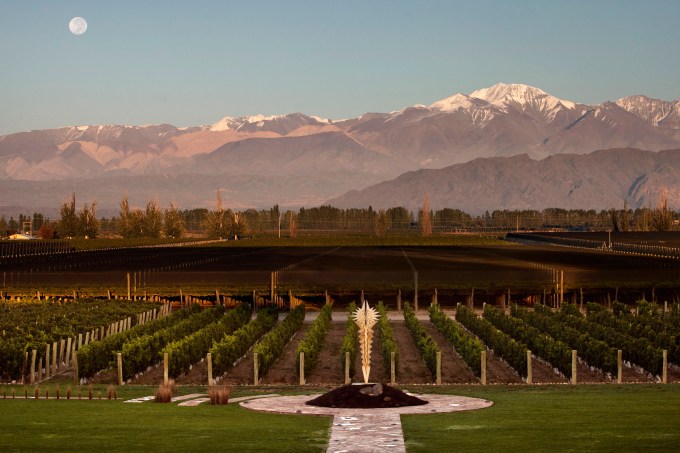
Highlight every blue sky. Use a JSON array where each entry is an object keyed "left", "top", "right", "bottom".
[{"left": 1, "top": 0, "right": 679, "bottom": 135}]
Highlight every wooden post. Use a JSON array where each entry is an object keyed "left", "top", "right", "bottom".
[
  {"left": 299, "top": 352, "right": 305, "bottom": 386},
  {"left": 52, "top": 342, "right": 58, "bottom": 375},
  {"left": 59, "top": 340, "right": 65, "bottom": 370},
  {"left": 344, "top": 351, "right": 350, "bottom": 385},
  {"left": 163, "top": 352, "right": 169, "bottom": 385},
  {"left": 481, "top": 351, "right": 487, "bottom": 385},
  {"left": 253, "top": 352, "right": 259, "bottom": 385},
  {"left": 207, "top": 353, "right": 213, "bottom": 386},
  {"left": 571, "top": 350, "right": 577, "bottom": 384},
  {"left": 30, "top": 350, "right": 36, "bottom": 384},
  {"left": 45, "top": 344, "right": 50, "bottom": 378},
  {"left": 397, "top": 289, "right": 402, "bottom": 312},
  {"left": 72, "top": 352, "right": 78, "bottom": 384},
  {"left": 436, "top": 351, "right": 441, "bottom": 385},
  {"left": 117, "top": 353, "right": 123, "bottom": 386},
  {"left": 215, "top": 290, "right": 220, "bottom": 306},
  {"left": 78, "top": 333, "right": 82, "bottom": 350},
  {"left": 507, "top": 288, "right": 511, "bottom": 309},
  {"left": 107, "top": 289, "right": 111, "bottom": 300},
  {"left": 390, "top": 351, "right": 396, "bottom": 385},
  {"left": 617, "top": 350, "right": 623, "bottom": 384},
  {"left": 65, "top": 338, "right": 72, "bottom": 369},
  {"left": 527, "top": 350, "right": 533, "bottom": 385},
  {"left": 664, "top": 301, "right": 668, "bottom": 314},
  {"left": 663, "top": 350, "right": 668, "bottom": 384},
  {"left": 126, "top": 272, "right": 131, "bottom": 300}
]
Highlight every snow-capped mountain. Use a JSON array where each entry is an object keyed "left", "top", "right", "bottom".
[
  {"left": 616, "top": 95, "right": 680, "bottom": 129},
  {"left": 2, "top": 83, "right": 680, "bottom": 211}
]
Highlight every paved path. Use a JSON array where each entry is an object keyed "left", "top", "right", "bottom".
[{"left": 241, "top": 393, "right": 493, "bottom": 453}]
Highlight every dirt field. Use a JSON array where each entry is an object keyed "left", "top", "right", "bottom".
[{"left": 4, "top": 242, "right": 679, "bottom": 295}]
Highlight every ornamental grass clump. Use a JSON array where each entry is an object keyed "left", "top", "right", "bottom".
[
  {"left": 106, "top": 385, "right": 117, "bottom": 400},
  {"left": 208, "top": 384, "right": 231, "bottom": 405},
  {"left": 155, "top": 379, "right": 175, "bottom": 403}
]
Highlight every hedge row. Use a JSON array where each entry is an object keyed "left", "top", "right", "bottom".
[
  {"left": 121, "top": 306, "right": 225, "bottom": 380},
  {"left": 556, "top": 304, "right": 663, "bottom": 376},
  {"left": 340, "top": 302, "right": 358, "bottom": 378},
  {"left": 485, "top": 304, "right": 572, "bottom": 376},
  {"left": 376, "top": 302, "right": 398, "bottom": 378},
  {"left": 403, "top": 302, "right": 439, "bottom": 378},
  {"left": 210, "top": 306, "right": 279, "bottom": 375},
  {"left": 164, "top": 304, "right": 252, "bottom": 377},
  {"left": 429, "top": 305, "right": 484, "bottom": 376},
  {"left": 254, "top": 305, "right": 306, "bottom": 377},
  {"left": 77, "top": 304, "right": 200, "bottom": 378},
  {"left": 456, "top": 305, "right": 528, "bottom": 377},
  {"left": 296, "top": 302, "right": 333, "bottom": 377},
  {"left": 512, "top": 305, "right": 617, "bottom": 375}
]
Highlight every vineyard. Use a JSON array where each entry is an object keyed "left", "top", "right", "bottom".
[{"left": 3, "top": 295, "right": 680, "bottom": 387}]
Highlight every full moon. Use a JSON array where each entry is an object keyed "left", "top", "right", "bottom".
[{"left": 69, "top": 17, "right": 87, "bottom": 35}]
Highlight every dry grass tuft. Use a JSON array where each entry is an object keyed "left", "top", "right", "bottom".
[
  {"left": 55, "top": 384, "right": 60, "bottom": 400},
  {"left": 66, "top": 386, "right": 72, "bottom": 400},
  {"left": 155, "top": 383, "right": 173, "bottom": 403},
  {"left": 34, "top": 386, "right": 40, "bottom": 399},
  {"left": 45, "top": 387, "right": 49, "bottom": 399},
  {"left": 106, "top": 385, "right": 117, "bottom": 400},
  {"left": 87, "top": 384, "right": 93, "bottom": 400},
  {"left": 208, "top": 385, "right": 232, "bottom": 405}
]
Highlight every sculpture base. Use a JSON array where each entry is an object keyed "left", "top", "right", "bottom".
[{"left": 305, "top": 383, "right": 428, "bottom": 409}]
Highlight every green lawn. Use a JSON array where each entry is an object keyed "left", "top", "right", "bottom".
[
  {"left": 402, "top": 385, "right": 680, "bottom": 452},
  {"left": 1, "top": 384, "right": 679, "bottom": 452}
]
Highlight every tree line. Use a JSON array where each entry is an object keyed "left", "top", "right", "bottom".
[{"left": 1, "top": 191, "right": 678, "bottom": 240}]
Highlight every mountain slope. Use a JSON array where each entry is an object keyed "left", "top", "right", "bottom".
[
  {"left": 2, "top": 83, "right": 680, "bottom": 210},
  {"left": 328, "top": 148, "right": 680, "bottom": 214}
]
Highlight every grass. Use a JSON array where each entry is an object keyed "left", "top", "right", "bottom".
[
  {"left": 402, "top": 384, "right": 680, "bottom": 452},
  {"left": 0, "top": 385, "right": 330, "bottom": 453},
  {"left": 1, "top": 384, "right": 679, "bottom": 452}
]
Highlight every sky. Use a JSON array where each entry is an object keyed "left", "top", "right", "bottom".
[{"left": 1, "top": 0, "right": 680, "bottom": 136}]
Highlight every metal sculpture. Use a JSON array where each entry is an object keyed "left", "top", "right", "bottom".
[{"left": 352, "top": 300, "right": 380, "bottom": 383}]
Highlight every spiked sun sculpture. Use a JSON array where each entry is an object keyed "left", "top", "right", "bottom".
[{"left": 352, "top": 300, "right": 380, "bottom": 384}]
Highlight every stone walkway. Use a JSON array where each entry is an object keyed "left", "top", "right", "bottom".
[{"left": 241, "top": 393, "right": 493, "bottom": 453}]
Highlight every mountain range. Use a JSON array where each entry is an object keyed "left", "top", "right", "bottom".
[{"left": 1, "top": 83, "right": 680, "bottom": 214}]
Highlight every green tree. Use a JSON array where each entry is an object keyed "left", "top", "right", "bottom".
[
  {"left": 142, "top": 200, "right": 162, "bottom": 238},
  {"left": 57, "top": 192, "right": 79, "bottom": 238},
  {"left": 203, "top": 190, "right": 232, "bottom": 239},
  {"left": 164, "top": 203, "right": 186, "bottom": 238}
]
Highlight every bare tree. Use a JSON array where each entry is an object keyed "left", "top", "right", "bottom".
[
  {"left": 420, "top": 192, "right": 432, "bottom": 237},
  {"left": 374, "top": 209, "right": 388, "bottom": 237},
  {"left": 78, "top": 201, "right": 99, "bottom": 238},
  {"left": 118, "top": 193, "right": 133, "bottom": 238},
  {"left": 652, "top": 189, "right": 673, "bottom": 231},
  {"left": 231, "top": 211, "right": 248, "bottom": 239},
  {"left": 289, "top": 211, "right": 298, "bottom": 238}
]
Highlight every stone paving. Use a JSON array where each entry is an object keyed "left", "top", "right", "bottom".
[{"left": 241, "top": 393, "right": 493, "bottom": 453}]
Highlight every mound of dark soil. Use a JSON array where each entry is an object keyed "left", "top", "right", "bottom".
[{"left": 306, "top": 383, "right": 428, "bottom": 409}]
